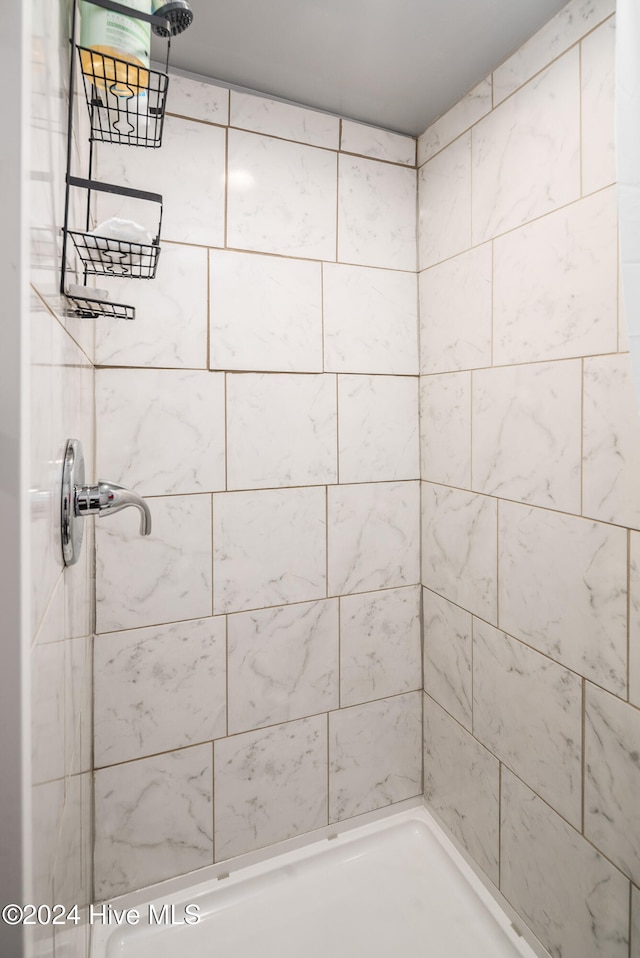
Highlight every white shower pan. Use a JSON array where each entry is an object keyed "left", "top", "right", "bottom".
[{"left": 91, "top": 805, "right": 545, "bottom": 958}]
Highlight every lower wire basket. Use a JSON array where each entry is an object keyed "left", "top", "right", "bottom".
[{"left": 65, "top": 292, "right": 136, "bottom": 321}]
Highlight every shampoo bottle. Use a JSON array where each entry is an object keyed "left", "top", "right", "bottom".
[{"left": 80, "top": 0, "right": 151, "bottom": 98}]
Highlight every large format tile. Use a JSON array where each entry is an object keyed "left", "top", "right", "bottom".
[
  {"left": 323, "top": 264, "right": 418, "bottom": 375},
  {"left": 341, "top": 120, "right": 415, "bottom": 165},
  {"left": 493, "top": 189, "right": 618, "bottom": 364},
  {"left": 96, "top": 368, "right": 225, "bottom": 496},
  {"left": 231, "top": 91, "right": 339, "bottom": 149},
  {"left": 338, "top": 375, "right": 419, "bottom": 483},
  {"left": 166, "top": 74, "right": 229, "bottom": 125},
  {"left": 329, "top": 692, "right": 422, "bottom": 822},
  {"left": 585, "top": 684, "right": 640, "bottom": 885},
  {"left": 418, "top": 133, "right": 471, "bottom": 269},
  {"left": 214, "top": 716, "right": 327, "bottom": 860},
  {"left": 31, "top": 586, "right": 65, "bottom": 785},
  {"left": 65, "top": 633, "right": 92, "bottom": 777},
  {"left": 422, "top": 589, "right": 472, "bottom": 730},
  {"left": 423, "top": 694, "right": 499, "bottom": 884},
  {"left": 473, "top": 621, "right": 582, "bottom": 827},
  {"left": 421, "top": 484, "right": 497, "bottom": 623},
  {"left": 209, "top": 250, "right": 322, "bottom": 373},
  {"left": 581, "top": 16, "right": 616, "bottom": 195},
  {"left": 96, "top": 494, "right": 213, "bottom": 633},
  {"left": 340, "top": 587, "right": 421, "bottom": 707},
  {"left": 338, "top": 155, "right": 416, "bottom": 270},
  {"left": 472, "top": 361, "right": 582, "bottom": 512},
  {"left": 631, "top": 533, "right": 640, "bottom": 708},
  {"left": 328, "top": 482, "right": 420, "bottom": 596},
  {"left": 420, "top": 372, "right": 471, "bottom": 489},
  {"left": 501, "top": 768, "right": 629, "bottom": 958},
  {"left": 227, "top": 373, "right": 337, "bottom": 489},
  {"left": 417, "top": 79, "right": 492, "bottom": 166},
  {"left": 94, "top": 617, "right": 227, "bottom": 767},
  {"left": 227, "top": 600, "right": 339, "bottom": 734},
  {"left": 94, "top": 745, "right": 213, "bottom": 899},
  {"left": 473, "top": 50, "right": 580, "bottom": 243},
  {"left": 214, "top": 488, "right": 326, "bottom": 613},
  {"left": 227, "top": 129, "right": 337, "bottom": 260},
  {"left": 498, "top": 501, "right": 627, "bottom": 693}
]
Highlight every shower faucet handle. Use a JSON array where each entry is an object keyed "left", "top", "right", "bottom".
[{"left": 75, "top": 481, "right": 152, "bottom": 536}]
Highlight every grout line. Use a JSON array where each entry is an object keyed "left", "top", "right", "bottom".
[
  {"left": 627, "top": 531, "right": 631, "bottom": 703},
  {"left": 335, "top": 152, "right": 340, "bottom": 264},
  {"left": 495, "top": 497, "right": 500, "bottom": 630},
  {"left": 498, "top": 761, "right": 502, "bottom": 890},
  {"left": 225, "top": 614, "right": 229, "bottom": 739},
  {"left": 581, "top": 678, "right": 586, "bottom": 835},
  {"left": 579, "top": 39, "right": 584, "bottom": 198},
  {"left": 223, "top": 127, "right": 229, "bottom": 249},
  {"left": 211, "top": 739, "right": 216, "bottom": 864},
  {"left": 206, "top": 248, "right": 212, "bottom": 369},
  {"left": 337, "top": 596, "right": 342, "bottom": 709},
  {"left": 580, "top": 358, "right": 585, "bottom": 517},
  {"left": 326, "top": 710, "right": 331, "bottom": 825}
]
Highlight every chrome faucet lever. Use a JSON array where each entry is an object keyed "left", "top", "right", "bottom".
[{"left": 75, "top": 481, "right": 152, "bottom": 536}]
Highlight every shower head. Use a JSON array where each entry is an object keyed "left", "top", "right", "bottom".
[{"left": 151, "top": 0, "right": 194, "bottom": 37}]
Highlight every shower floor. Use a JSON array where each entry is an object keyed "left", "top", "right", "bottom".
[{"left": 91, "top": 806, "right": 542, "bottom": 958}]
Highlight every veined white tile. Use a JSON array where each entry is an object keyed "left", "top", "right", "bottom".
[
  {"left": 423, "top": 694, "right": 499, "bottom": 884},
  {"left": 422, "top": 589, "right": 472, "bottom": 730},
  {"left": 227, "top": 373, "right": 337, "bottom": 489},
  {"left": 501, "top": 767, "right": 629, "bottom": 958},
  {"left": 94, "top": 617, "right": 226, "bottom": 767},
  {"left": 338, "top": 154, "right": 416, "bottom": 270},
  {"left": 631, "top": 534, "right": 640, "bottom": 708},
  {"left": 96, "top": 494, "right": 212, "bottom": 633},
  {"left": 231, "top": 91, "right": 339, "bottom": 149},
  {"left": 213, "top": 487, "right": 326, "bottom": 613},
  {"left": 167, "top": 73, "right": 229, "bottom": 125},
  {"left": 472, "top": 361, "right": 582, "bottom": 512},
  {"left": 419, "top": 244, "right": 492, "bottom": 374},
  {"left": 493, "top": 188, "right": 618, "bottom": 364},
  {"left": 32, "top": 780, "right": 65, "bottom": 906},
  {"left": 473, "top": 50, "right": 581, "bottom": 243},
  {"left": 420, "top": 372, "right": 471, "bottom": 489},
  {"left": 94, "top": 745, "right": 213, "bottom": 898},
  {"left": 340, "top": 586, "right": 421, "bottom": 707},
  {"left": 65, "top": 634, "right": 92, "bottom": 777},
  {"left": 328, "top": 482, "right": 420, "bottom": 596},
  {"left": 214, "top": 715, "right": 327, "bottom": 860},
  {"left": 31, "top": 583, "right": 65, "bottom": 785},
  {"left": 633, "top": 887, "right": 640, "bottom": 958},
  {"left": 421, "top": 484, "right": 497, "bottom": 624},
  {"left": 96, "top": 368, "right": 225, "bottom": 496},
  {"left": 418, "top": 132, "right": 471, "bottom": 269},
  {"left": 329, "top": 692, "right": 422, "bottom": 822},
  {"left": 499, "top": 501, "right": 627, "bottom": 694},
  {"left": 210, "top": 250, "right": 322, "bottom": 373},
  {"left": 581, "top": 17, "right": 616, "bottom": 195},
  {"left": 323, "top": 264, "right": 418, "bottom": 375},
  {"left": 228, "top": 599, "right": 338, "bottom": 733},
  {"left": 338, "top": 374, "right": 419, "bottom": 483},
  {"left": 341, "top": 120, "right": 415, "bottom": 166},
  {"left": 227, "top": 128, "right": 337, "bottom": 260},
  {"left": 418, "top": 79, "right": 492, "bottom": 166},
  {"left": 473, "top": 620, "right": 582, "bottom": 827}
]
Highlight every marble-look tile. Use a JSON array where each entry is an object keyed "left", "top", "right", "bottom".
[
  {"left": 323, "top": 264, "right": 418, "bottom": 375},
  {"left": 167, "top": 74, "right": 229, "bottom": 125},
  {"left": 96, "top": 114, "right": 226, "bottom": 247},
  {"left": 423, "top": 694, "right": 499, "bottom": 883},
  {"left": 472, "top": 361, "right": 582, "bottom": 512},
  {"left": 418, "top": 132, "right": 471, "bottom": 269},
  {"left": 493, "top": 188, "right": 618, "bottom": 364},
  {"left": 501, "top": 767, "right": 629, "bottom": 958},
  {"left": 94, "top": 745, "right": 213, "bottom": 898},
  {"left": 231, "top": 91, "right": 339, "bottom": 149},
  {"left": 214, "top": 715, "right": 327, "bottom": 860},
  {"left": 55, "top": 773, "right": 84, "bottom": 907},
  {"left": 493, "top": 0, "right": 616, "bottom": 105},
  {"left": 417, "top": 79, "right": 492, "bottom": 166},
  {"left": 210, "top": 250, "right": 322, "bottom": 372},
  {"left": 421, "top": 484, "right": 497, "bottom": 623},
  {"left": 338, "top": 155, "right": 416, "bottom": 270},
  {"left": 95, "top": 243, "right": 208, "bottom": 369},
  {"left": 338, "top": 375, "right": 419, "bottom": 483},
  {"left": 631, "top": 533, "right": 640, "bottom": 708},
  {"left": 328, "top": 482, "right": 420, "bottom": 596},
  {"left": 227, "top": 129, "right": 337, "bottom": 260},
  {"left": 94, "top": 617, "right": 227, "bottom": 767},
  {"left": 96, "top": 494, "right": 212, "bottom": 633},
  {"left": 329, "top": 692, "right": 422, "bottom": 822},
  {"left": 65, "top": 634, "right": 92, "bottom": 777},
  {"left": 583, "top": 354, "right": 640, "bottom": 530},
  {"left": 214, "top": 488, "right": 326, "bottom": 613},
  {"left": 633, "top": 886, "right": 640, "bottom": 958},
  {"left": 32, "top": 780, "right": 65, "bottom": 906},
  {"left": 340, "top": 587, "right": 421, "bottom": 707},
  {"left": 31, "top": 589, "right": 65, "bottom": 784},
  {"left": 228, "top": 599, "right": 338, "bottom": 733},
  {"left": 422, "top": 589, "right": 472, "bottom": 729},
  {"left": 473, "top": 50, "right": 581, "bottom": 243},
  {"left": 581, "top": 17, "right": 616, "bottom": 195},
  {"left": 499, "top": 501, "right": 627, "bottom": 694},
  {"left": 96, "top": 368, "right": 225, "bottom": 496},
  {"left": 420, "top": 372, "right": 471, "bottom": 488},
  {"left": 341, "top": 121, "right": 415, "bottom": 166},
  {"left": 585, "top": 684, "right": 640, "bottom": 884},
  {"left": 64, "top": 518, "right": 93, "bottom": 642},
  {"left": 474, "top": 620, "right": 582, "bottom": 827},
  {"left": 419, "top": 244, "right": 492, "bottom": 375},
  {"left": 227, "top": 373, "right": 337, "bottom": 489}
]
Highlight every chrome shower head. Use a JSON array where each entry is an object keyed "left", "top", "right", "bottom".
[{"left": 151, "top": 0, "right": 194, "bottom": 36}]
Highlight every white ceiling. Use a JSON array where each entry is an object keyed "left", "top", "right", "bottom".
[{"left": 160, "top": 0, "right": 570, "bottom": 136}]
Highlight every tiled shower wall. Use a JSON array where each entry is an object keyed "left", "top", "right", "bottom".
[
  {"left": 92, "top": 81, "right": 422, "bottom": 898},
  {"left": 419, "top": 1, "right": 640, "bottom": 956}
]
